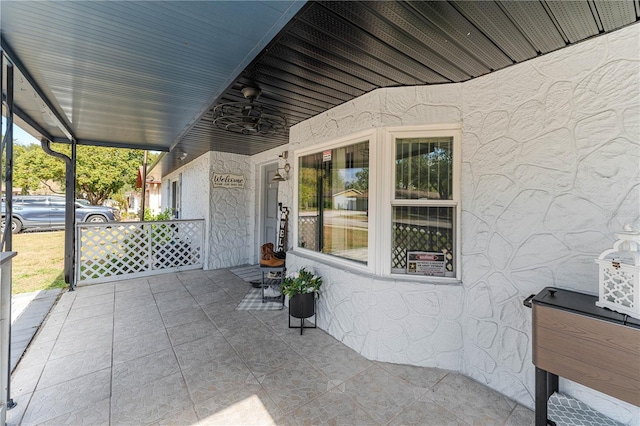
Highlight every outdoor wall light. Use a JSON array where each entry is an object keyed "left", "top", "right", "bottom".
[
  {"left": 272, "top": 151, "right": 291, "bottom": 182},
  {"left": 177, "top": 152, "right": 188, "bottom": 160}
]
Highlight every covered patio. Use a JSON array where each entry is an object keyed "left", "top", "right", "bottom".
[
  {"left": 7, "top": 270, "right": 531, "bottom": 425},
  {"left": 2, "top": 1, "right": 639, "bottom": 425}
]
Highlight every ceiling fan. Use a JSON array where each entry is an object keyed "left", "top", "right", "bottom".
[{"left": 212, "top": 86, "right": 287, "bottom": 136}]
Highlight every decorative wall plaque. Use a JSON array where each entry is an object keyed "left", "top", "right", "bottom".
[{"left": 213, "top": 173, "right": 245, "bottom": 189}]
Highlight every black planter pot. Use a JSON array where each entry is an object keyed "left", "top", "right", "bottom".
[
  {"left": 288, "top": 292, "right": 317, "bottom": 334},
  {"left": 289, "top": 292, "right": 315, "bottom": 318}
]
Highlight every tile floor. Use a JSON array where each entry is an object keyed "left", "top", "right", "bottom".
[
  {"left": 7, "top": 268, "right": 534, "bottom": 425},
  {"left": 10, "top": 289, "right": 62, "bottom": 371}
]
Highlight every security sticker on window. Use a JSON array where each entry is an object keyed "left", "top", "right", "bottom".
[{"left": 407, "top": 252, "right": 446, "bottom": 276}]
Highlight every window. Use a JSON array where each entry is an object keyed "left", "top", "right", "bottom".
[
  {"left": 391, "top": 137, "right": 456, "bottom": 277},
  {"left": 294, "top": 125, "right": 460, "bottom": 281},
  {"left": 297, "top": 140, "right": 369, "bottom": 264},
  {"left": 49, "top": 196, "right": 66, "bottom": 207},
  {"left": 170, "top": 175, "right": 181, "bottom": 219}
]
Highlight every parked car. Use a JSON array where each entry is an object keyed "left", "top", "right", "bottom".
[{"left": 1, "top": 195, "right": 120, "bottom": 234}]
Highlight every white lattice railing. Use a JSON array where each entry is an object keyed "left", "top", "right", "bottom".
[{"left": 76, "top": 219, "right": 204, "bottom": 284}]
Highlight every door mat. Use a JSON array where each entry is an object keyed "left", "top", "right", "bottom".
[
  {"left": 229, "top": 264, "right": 262, "bottom": 283},
  {"left": 230, "top": 264, "right": 285, "bottom": 287},
  {"left": 236, "top": 288, "right": 283, "bottom": 311}
]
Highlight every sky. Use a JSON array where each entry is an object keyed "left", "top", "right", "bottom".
[{"left": 1, "top": 117, "right": 40, "bottom": 146}]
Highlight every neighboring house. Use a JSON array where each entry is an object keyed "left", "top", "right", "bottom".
[
  {"left": 1, "top": 185, "right": 22, "bottom": 196},
  {"left": 129, "top": 166, "right": 162, "bottom": 217},
  {"left": 11, "top": 179, "right": 63, "bottom": 196},
  {"left": 162, "top": 24, "right": 640, "bottom": 422},
  {"left": 332, "top": 189, "right": 365, "bottom": 211}
]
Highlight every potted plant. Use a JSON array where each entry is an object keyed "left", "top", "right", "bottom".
[{"left": 281, "top": 267, "right": 322, "bottom": 334}]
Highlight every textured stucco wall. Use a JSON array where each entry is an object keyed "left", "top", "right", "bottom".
[
  {"left": 207, "top": 151, "right": 254, "bottom": 269},
  {"left": 161, "top": 152, "right": 211, "bottom": 267},
  {"left": 459, "top": 25, "right": 639, "bottom": 422},
  {"left": 285, "top": 24, "right": 640, "bottom": 423},
  {"left": 178, "top": 154, "right": 210, "bottom": 221},
  {"left": 286, "top": 83, "right": 467, "bottom": 370},
  {"left": 165, "top": 148, "right": 289, "bottom": 269},
  {"left": 285, "top": 253, "right": 467, "bottom": 370},
  {"left": 168, "top": 23, "right": 639, "bottom": 423}
]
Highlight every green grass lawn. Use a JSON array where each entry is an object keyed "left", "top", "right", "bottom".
[
  {"left": 11, "top": 231, "right": 66, "bottom": 294},
  {"left": 324, "top": 226, "right": 368, "bottom": 252}
]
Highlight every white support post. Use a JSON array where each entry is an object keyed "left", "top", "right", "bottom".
[{"left": 0, "top": 252, "right": 17, "bottom": 426}]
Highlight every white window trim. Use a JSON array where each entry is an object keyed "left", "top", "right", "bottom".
[
  {"left": 170, "top": 174, "right": 182, "bottom": 219},
  {"left": 293, "top": 129, "right": 378, "bottom": 274},
  {"left": 292, "top": 124, "right": 462, "bottom": 283},
  {"left": 382, "top": 124, "right": 462, "bottom": 281}
]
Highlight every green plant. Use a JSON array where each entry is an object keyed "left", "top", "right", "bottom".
[
  {"left": 280, "top": 267, "right": 322, "bottom": 298},
  {"left": 144, "top": 208, "right": 173, "bottom": 221},
  {"left": 111, "top": 191, "right": 130, "bottom": 214}
]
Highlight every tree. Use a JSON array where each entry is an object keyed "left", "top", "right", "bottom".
[
  {"left": 13, "top": 144, "right": 64, "bottom": 193},
  {"left": 298, "top": 166, "right": 319, "bottom": 211},
  {"left": 395, "top": 145, "right": 452, "bottom": 200},
  {"left": 75, "top": 145, "right": 144, "bottom": 205},
  {"left": 426, "top": 147, "right": 452, "bottom": 200},
  {"left": 352, "top": 167, "right": 369, "bottom": 191},
  {"left": 13, "top": 143, "right": 144, "bottom": 204}
]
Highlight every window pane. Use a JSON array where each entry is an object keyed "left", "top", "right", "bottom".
[
  {"left": 392, "top": 206, "right": 455, "bottom": 276},
  {"left": 49, "top": 196, "right": 66, "bottom": 206},
  {"left": 297, "top": 141, "right": 369, "bottom": 264},
  {"left": 298, "top": 153, "right": 321, "bottom": 251},
  {"left": 395, "top": 137, "right": 453, "bottom": 200}
]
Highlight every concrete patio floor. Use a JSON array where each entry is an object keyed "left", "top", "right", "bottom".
[{"left": 6, "top": 268, "right": 534, "bottom": 425}]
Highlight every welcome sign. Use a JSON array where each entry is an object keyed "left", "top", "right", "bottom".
[{"left": 213, "top": 173, "right": 246, "bottom": 189}]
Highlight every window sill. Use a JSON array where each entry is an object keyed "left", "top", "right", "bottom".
[
  {"left": 288, "top": 249, "right": 462, "bottom": 286},
  {"left": 387, "top": 272, "right": 461, "bottom": 285}
]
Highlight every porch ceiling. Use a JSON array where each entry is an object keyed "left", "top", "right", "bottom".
[{"left": 2, "top": 1, "right": 638, "bottom": 176}]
